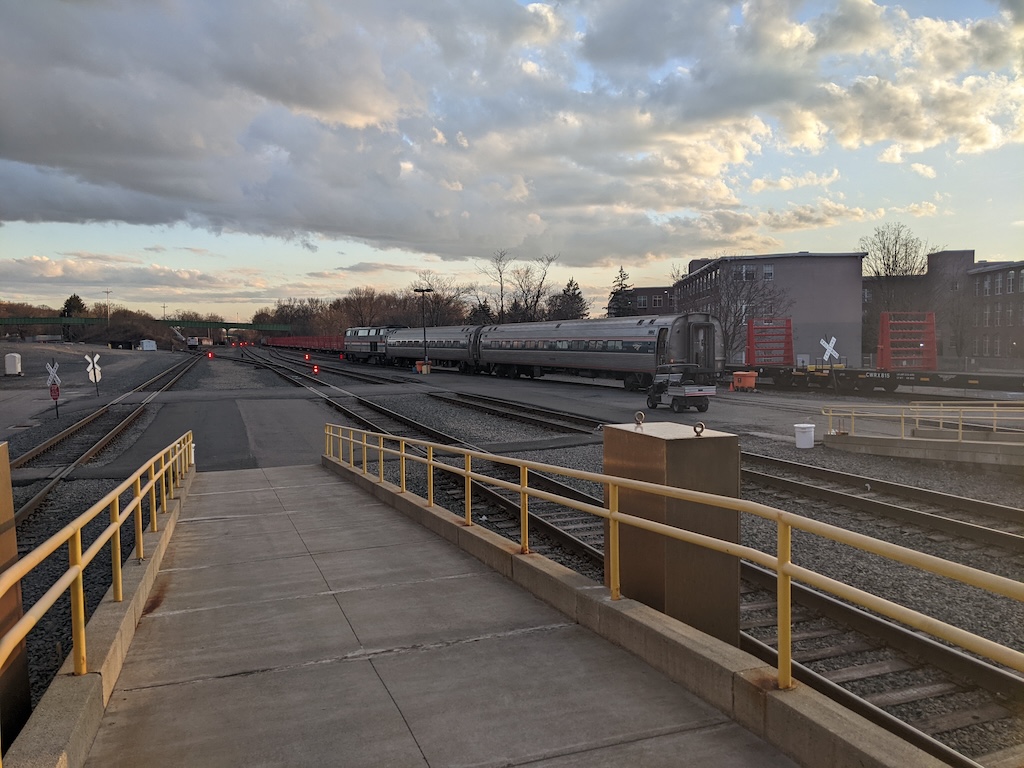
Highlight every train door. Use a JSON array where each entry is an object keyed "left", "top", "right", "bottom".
[
  {"left": 689, "top": 322, "right": 713, "bottom": 370},
  {"left": 656, "top": 328, "right": 669, "bottom": 366}
]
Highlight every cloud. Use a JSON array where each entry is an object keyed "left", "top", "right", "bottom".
[
  {"left": 910, "top": 163, "right": 936, "bottom": 178},
  {"left": 749, "top": 168, "right": 840, "bottom": 193},
  {"left": 0, "top": 0, "right": 1020, "bottom": 282},
  {"left": 891, "top": 201, "right": 939, "bottom": 217}
]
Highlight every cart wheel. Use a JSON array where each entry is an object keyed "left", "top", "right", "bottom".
[
  {"left": 696, "top": 397, "right": 709, "bottom": 412},
  {"left": 647, "top": 395, "right": 658, "bottom": 409},
  {"left": 671, "top": 398, "right": 684, "bottom": 413}
]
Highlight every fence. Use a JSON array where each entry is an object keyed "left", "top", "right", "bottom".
[
  {"left": 822, "top": 402, "right": 1024, "bottom": 440},
  {"left": 324, "top": 423, "right": 1024, "bottom": 691},
  {"left": 0, "top": 432, "right": 194, "bottom": 689}
]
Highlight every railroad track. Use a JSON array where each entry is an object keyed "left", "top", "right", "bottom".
[
  {"left": 742, "top": 453, "right": 1024, "bottom": 555},
  {"left": 10, "top": 355, "right": 201, "bottom": 523},
  {"left": 350, "top": 395, "right": 1024, "bottom": 766}
]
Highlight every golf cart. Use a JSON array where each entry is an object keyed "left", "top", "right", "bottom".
[{"left": 646, "top": 363, "right": 716, "bottom": 413}]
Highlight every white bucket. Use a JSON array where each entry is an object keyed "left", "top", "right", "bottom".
[
  {"left": 5, "top": 353, "right": 22, "bottom": 376},
  {"left": 794, "top": 423, "right": 815, "bottom": 449}
]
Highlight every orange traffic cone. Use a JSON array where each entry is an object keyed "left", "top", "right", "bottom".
[{"left": 728, "top": 379, "right": 734, "bottom": 392}]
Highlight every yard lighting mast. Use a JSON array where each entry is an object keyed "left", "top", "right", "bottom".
[{"left": 413, "top": 287, "right": 434, "bottom": 365}]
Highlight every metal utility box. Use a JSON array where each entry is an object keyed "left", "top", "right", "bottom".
[{"left": 603, "top": 421, "right": 740, "bottom": 645}]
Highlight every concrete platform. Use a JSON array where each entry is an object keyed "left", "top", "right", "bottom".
[
  {"left": 6, "top": 462, "right": 948, "bottom": 768},
  {"left": 81, "top": 465, "right": 800, "bottom": 768}
]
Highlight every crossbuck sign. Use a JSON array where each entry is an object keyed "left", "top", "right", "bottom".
[
  {"left": 85, "top": 354, "right": 102, "bottom": 383},
  {"left": 46, "top": 361, "right": 61, "bottom": 386},
  {"left": 819, "top": 336, "right": 839, "bottom": 363}
]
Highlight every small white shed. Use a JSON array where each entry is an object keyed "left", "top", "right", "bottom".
[{"left": 138, "top": 339, "right": 158, "bottom": 351}]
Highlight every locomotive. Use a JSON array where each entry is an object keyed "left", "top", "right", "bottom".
[{"left": 340, "top": 313, "right": 723, "bottom": 391}]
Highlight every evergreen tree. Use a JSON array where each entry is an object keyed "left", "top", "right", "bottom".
[
  {"left": 466, "top": 299, "right": 497, "bottom": 325},
  {"left": 546, "top": 278, "right": 589, "bottom": 320},
  {"left": 605, "top": 267, "right": 636, "bottom": 317}
]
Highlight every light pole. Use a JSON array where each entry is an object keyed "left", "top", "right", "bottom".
[{"left": 413, "top": 287, "right": 433, "bottom": 367}]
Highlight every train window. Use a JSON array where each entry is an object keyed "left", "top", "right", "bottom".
[
  {"left": 512, "top": 340, "right": 523, "bottom": 349},
  {"left": 588, "top": 340, "right": 602, "bottom": 350},
  {"left": 556, "top": 340, "right": 569, "bottom": 350},
  {"left": 357, "top": 329, "right": 369, "bottom": 336},
  {"left": 608, "top": 340, "right": 622, "bottom": 350},
  {"left": 525, "top": 340, "right": 536, "bottom": 349},
  {"left": 570, "top": 340, "right": 584, "bottom": 351}
]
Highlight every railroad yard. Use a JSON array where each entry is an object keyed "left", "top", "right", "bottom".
[{"left": 2, "top": 339, "right": 1024, "bottom": 767}]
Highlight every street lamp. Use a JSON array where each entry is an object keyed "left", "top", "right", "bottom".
[{"left": 413, "top": 287, "right": 434, "bottom": 367}]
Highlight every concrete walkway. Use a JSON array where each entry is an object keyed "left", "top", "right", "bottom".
[{"left": 84, "top": 464, "right": 798, "bottom": 767}]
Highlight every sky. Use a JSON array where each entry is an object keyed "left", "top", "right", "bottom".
[{"left": 1, "top": 0, "right": 1022, "bottom": 322}]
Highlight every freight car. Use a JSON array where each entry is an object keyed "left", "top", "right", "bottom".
[{"left": 343, "top": 313, "right": 724, "bottom": 391}]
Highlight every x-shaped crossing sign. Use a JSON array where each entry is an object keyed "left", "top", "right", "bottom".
[
  {"left": 820, "top": 336, "right": 839, "bottom": 362},
  {"left": 46, "top": 361, "right": 61, "bottom": 386}
]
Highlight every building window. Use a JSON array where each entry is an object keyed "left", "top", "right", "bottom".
[
  {"left": 763, "top": 264, "right": 774, "bottom": 281},
  {"left": 974, "top": 308, "right": 979, "bottom": 327},
  {"left": 974, "top": 337, "right": 980, "bottom": 356},
  {"left": 637, "top": 295, "right": 648, "bottom": 309},
  {"left": 984, "top": 306, "right": 990, "bottom": 327},
  {"left": 652, "top": 294, "right": 664, "bottom": 308},
  {"left": 984, "top": 276, "right": 991, "bottom": 296},
  {"left": 863, "top": 288, "right": 873, "bottom": 303},
  {"left": 975, "top": 277, "right": 981, "bottom": 296},
  {"left": 996, "top": 274, "right": 1003, "bottom": 295},
  {"left": 994, "top": 336, "right": 1001, "bottom": 357},
  {"left": 736, "top": 264, "right": 757, "bottom": 281},
  {"left": 1009, "top": 271, "right": 1016, "bottom": 294},
  {"left": 996, "top": 303, "right": 1002, "bottom": 326},
  {"left": 983, "top": 335, "right": 990, "bottom": 356},
  {"left": 1008, "top": 306, "right": 1014, "bottom": 327}
]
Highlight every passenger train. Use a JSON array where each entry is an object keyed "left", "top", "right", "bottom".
[{"left": 267, "top": 313, "right": 724, "bottom": 391}]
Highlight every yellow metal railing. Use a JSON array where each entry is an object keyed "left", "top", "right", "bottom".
[
  {"left": 0, "top": 432, "right": 193, "bottom": 697},
  {"left": 325, "top": 423, "right": 1024, "bottom": 691},
  {"left": 822, "top": 402, "right": 1024, "bottom": 440}
]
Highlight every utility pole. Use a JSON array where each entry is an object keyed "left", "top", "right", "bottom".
[
  {"left": 162, "top": 303, "right": 167, "bottom": 320},
  {"left": 413, "top": 287, "right": 434, "bottom": 367},
  {"left": 103, "top": 289, "right": 112, "bottom": 326}
]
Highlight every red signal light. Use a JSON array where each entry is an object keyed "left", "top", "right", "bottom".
[
  {"left": 304, "top": 353, "right": 310, "bottom": 360},
  {"left": 313, "top": 365, "right": 319, "bottom": 375},
  {"left": 207, "top": 351, "right": 214, "bottom": 359}
]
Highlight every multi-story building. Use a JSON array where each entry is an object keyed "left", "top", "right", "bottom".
[
  {"left": 673, "top": 252, "right": 866, "bottom": 366},
  {"left": 629, "top": 286, "right": 676, "bottom": 316}
]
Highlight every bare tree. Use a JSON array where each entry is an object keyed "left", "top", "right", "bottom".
[
  {"left": 476, "top": 249, "right": 514, "bottom": 323},
  {"left": 339, "top": 287, "right": 381, "bottom": 326},
  {"left": 859, "top": 222, "right": 937, "bottom": 313},
  {"left": 412, "top": 271, "right": 472, "bottom": 326},
  {"left": 509, "top": 254, "right": 558, "bottom": 322},
  {"left": 704, "top": 261, "right": 794, "bottom": 364}
]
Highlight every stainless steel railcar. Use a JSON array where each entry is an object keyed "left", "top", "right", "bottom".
[
  {"left": 384, "top": 325, "right": 478, "bottom": 371},
  {"left": 474, "top": 314, "right": 722, "bottom": 390},
  {"left": 350, "top": 313, "right": 722, "bottom": 389}
]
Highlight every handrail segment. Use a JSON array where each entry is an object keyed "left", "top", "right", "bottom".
[
  {"left": 822, "top": 402, "right": 1024, "bottom": 440},
  {"left": 0, "top": 432, "right": 194, "bottom": 716},
  {"left": 325, "top": 423, "right": 1024, "bottom": 693}
]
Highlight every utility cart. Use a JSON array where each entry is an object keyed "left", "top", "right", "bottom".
[{"left": 645, "top": 363, "right": 717, "bottom": 413}]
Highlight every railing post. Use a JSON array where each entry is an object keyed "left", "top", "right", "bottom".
[
  {"left": 427, "top": 446, "right": 434, "bottom": 506},
  {"left": 608, "top": 484, "right": 620, "bottom": 600},
  {"left": 399, "top": 441, "right": 407, "bottom": 493},
  {"left": 69, "top": 530, "right": 87, "bottom": 675},
  {"left": 348, "top": 430, "right": 355, "bottom": 467},
  {"left": 519, "top": 466, "right": 530, "bottom": 554},
  {"left": 133, "top": 476, "right": 144, "bottom": 562},
  {"left": 148, "top": 464, "right": 159, "bottom": 532},
  {"left": 900, "top": 410, "right": 906, "bottom": 439},
  {"left": 361, "top": 434, "right": 367, "bottom": 474},
  {"left": 776, "top": 520, "right": 793, "bottom": 689},
  {"left": 110, "top": 497, "right": 123, "bottom": 602},
  {"left": 378, "top": 436, "right": 385, "bottom": 482},
  {"left": 464, "top": 455, "right": 472, "bottom": 525},
  {"left": 324, "top": 427, "right": 331, "bottom": 459},
  {"left": 167, "top": 448, "right": 176, "bottom": 500},
  {"left": 159, "top": 453, "right": 168, "bottom": 513}
]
